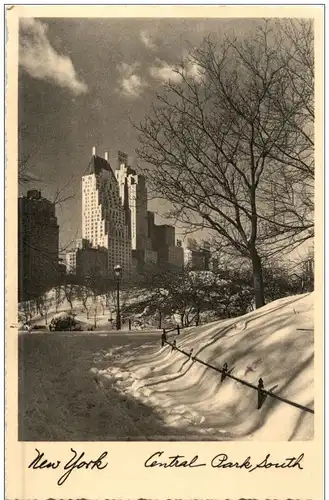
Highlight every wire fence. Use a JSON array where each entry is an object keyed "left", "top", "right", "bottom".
[{"left": 160, "top": 327, "right": 314, "bottom": 415}]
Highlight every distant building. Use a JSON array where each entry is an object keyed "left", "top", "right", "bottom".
[
  {"left": 153, "top": 224, "right": 175, "bottom": 250},
  {"left": 18, "top": 189, "right": 59, "bottom": 300},
  {"left": 65, "top": 239, "right": 91, "bottom": 274},
  {"left": 74, "top": 238, "right": 90, "bottom": 250},
  {"left": 146, "top": 210, "right": 156, "bottom": 251},
  {"left": 210, "top": 258, "right": 219, "bottom": 272},
  {"left": 58, "top": 261, "right": 67, "bottom": 276},
  {"left": 65, "top": 250, "right": 77, "bottom": 274},
  {"left": 82, "top": 147, "right": 132, "bottom": 277},
  {"left": 132, "top": 248, "right": 158, "bottom": 272},
  {"left": 303, "top": 256, "right": 314, "bottom": 276},
  {"left": 146, "top": 211, "right": 184, "bottom": 270},
  {"left": 115, "top": 152, "right": 148, "bottom": 252},
  {"left": 184, "top": 240, "right": 211, "bottom": 271},
  {"left": 76, "top": 246, "right": 108, "bottom": 278},
  {"left": 158, "top": 244, "right": 184, "bottom": 270}
]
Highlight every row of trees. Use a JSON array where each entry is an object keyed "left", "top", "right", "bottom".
[
  {"left": 19, "top": 252, "right": 314, "bottom": 330},
  {"left": 19, "top": 21, "right": 314, "bottom": 312},
  {"left": 136, "top": 19, "right": 314, "bottom": 309},
  {"left": 19, "top": 274, "right": 120, "bottom": 328},
  {"left": 122, "top": 257, "right": 314, "bottom": 328}
]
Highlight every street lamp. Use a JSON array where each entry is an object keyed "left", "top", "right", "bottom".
[{"left": 114, "top": 264, "right": 122, "bottom": 330}]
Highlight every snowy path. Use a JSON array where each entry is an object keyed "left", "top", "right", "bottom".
[
  {"left": 19, "top": 332, "right": 203, "bottom": 440},
  {"left": 19, "top": 293, "right": 314, "bottom": 441},
  {"left": 100, "top": 293, "right": 314, "bottom": 441}
]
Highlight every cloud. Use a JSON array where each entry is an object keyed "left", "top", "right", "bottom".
[
  {"left": 149, "top": 56, "right": 205, "bottom": 85},
  {"left": 149, "top": 60, "right": 182, "bottom": 83},
  {"left": 185, "top": 60, "right": 204, "bottom": 83},
  {"left": 140, "top": 30, "right": 157, "bottom": 50},
  {"left": 19, "top": 18, "right": 88, "bottom": 95},
  {"left": 117, "top": 62, "right": 147, "bottom": 98}
]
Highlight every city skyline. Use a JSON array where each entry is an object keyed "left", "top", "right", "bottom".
[
  {"left": 13, "top": 7, "right": 317, "bottom": 459},
  {"left": 18, "top": 17, "right": 261, "bottom": 250}
]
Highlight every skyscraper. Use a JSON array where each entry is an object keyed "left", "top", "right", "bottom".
[
  {"left": 18, "top": 189, "right": 59, "bottom": 300},
  {"left": 115, "top": 152, "right": 148, "bottom": 252},
  {"left": 82, "top": 147, "right": 132, "bottom": 277}
]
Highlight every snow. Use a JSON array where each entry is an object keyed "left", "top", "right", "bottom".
[
  {"left": 18, "top": 288, "right": 158, "bottom": 331},
  {"left": 98, "top": 292, "right": 314, "bottom": 440}
]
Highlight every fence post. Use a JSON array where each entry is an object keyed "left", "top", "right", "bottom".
[
  {"left": 221, "top": 362, "right": 228, "bottom": 382},
  {"left": 189, "top": 348, "right": 193, "bottom": 360},
  {"left": 172, "top": 339, "right": 176, "bottom": 351},
  {"left": 177, "top": 324, "right": 180, "bottom": 335},
  {"left": 161, "top": 329, "right": 166, "bottom": 347},
  {"left": 257, "top": 378, "right": 266, "bottom": 409}
]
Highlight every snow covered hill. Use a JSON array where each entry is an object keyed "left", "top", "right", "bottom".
[{"left": 98, "top": 292, "right": 314, "bottom": 441}]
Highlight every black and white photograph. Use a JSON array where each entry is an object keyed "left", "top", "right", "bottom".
[{"left": 17, "top": 14, "right": 315, "bottom": 442}]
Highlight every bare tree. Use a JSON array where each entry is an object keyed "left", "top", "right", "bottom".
[
  {"left": 62, "top": 282, "right": 77, "bottom": 311},
  {"left": 76, "top": 284, "right": 93, "bottom": 319},
  {"left": 19, "top": 299, "right": 34, "bottom": 323},
  {"left": 18, "top": 123, "right": 42, "bottom": 185},
  {"left": 136, "top": 20, "right": 314, "bottom": 308},
  {"left": 39, "top": 293, "right": 53, "bottom": 325},
  {"left": 54, "top": 284, "right": 64, "bottom": 313}
]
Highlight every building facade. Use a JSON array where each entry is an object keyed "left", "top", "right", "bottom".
[
  {"left": 132, "top": 248, "right": 158, "bottom": 273},
  {"left": 153, "top": 224, "right": 175, "bottom": 250},
  {"left": 65, "top": 250, "right": 77, "bottom": 274},
  {"left": 146, "top": 210, "right": 184, "bottom": 270},
  {"left": 158, "top": 244, "right": 184, "bottom": 270},
  {"left": 18, "top": 189, "right": 59, "bottom": 300},
  {"left": 76, "top": 246, "right": 108, "bottom": 278},
  {"left": 65, "top": 239, "right": 91, "bottom": 274},
  {"left": 82, "top": 148, "right": 132, "bottom": 277},
  {"left": 183, "top": 241, "right": 211, "bottom": 271},
  {"left": 115, "top": 152, "right": 148, "bottom": 252}
]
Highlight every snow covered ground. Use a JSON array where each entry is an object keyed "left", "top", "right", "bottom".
[{"left": 97, "top": 293, "right": 314, "bottom": 441}]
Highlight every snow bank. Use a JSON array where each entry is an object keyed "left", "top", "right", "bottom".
[{"left": 98, "top": 293, "right": 314, "bottom": 441}]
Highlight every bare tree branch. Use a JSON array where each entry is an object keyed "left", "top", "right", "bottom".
[{"left": 135, "top": 19, "right": 314, "bottom": 308}]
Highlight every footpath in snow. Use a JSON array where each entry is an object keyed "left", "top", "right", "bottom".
[{"left": 96, "top": 293, "right": 314, "bottom": 441}]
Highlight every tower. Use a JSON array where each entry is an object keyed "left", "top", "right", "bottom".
[
  {"left": 18, "top": 190, "right": 59, "bottom": 300},
  {"left": 82, "top": 147, "right": 132, "bottom": 277},
  {"left": 115, "top": 152, "right": 148, "bottom": 252}
]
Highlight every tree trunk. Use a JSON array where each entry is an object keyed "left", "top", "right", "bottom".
[
  {"left": 250, "top": 250, "right": 265, "bottom": 309},
  {"left": 195, "top": 309, "right": 200, "bottom": 326}
]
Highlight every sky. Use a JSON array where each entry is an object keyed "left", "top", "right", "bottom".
[{"left": 18, "top": 16, "right": 264, "bottom": 251}]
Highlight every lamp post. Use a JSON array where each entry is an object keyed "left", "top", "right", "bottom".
[{"left": 114, "top": 264, "right": 122, "bottom": 330}]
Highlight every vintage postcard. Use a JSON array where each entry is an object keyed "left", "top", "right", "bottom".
[{"left": 5, "top": 4, "right": 324, "bottom": 500}]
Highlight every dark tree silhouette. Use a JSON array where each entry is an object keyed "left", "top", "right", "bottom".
[{"left": 136, "top": 20, "right": 314, "bottom": 308}]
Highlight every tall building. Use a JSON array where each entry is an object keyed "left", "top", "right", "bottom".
[
  {"left": 76, "top": 246, "right": 108, "bottom": 278},
  {"left": 146, "top": 210, "right": 184, "bottom": 270},
  {"left": 65, "top": 250, "right": 77, "bottom": 274},
  {"left": 154, "top": 224, "right": 175, "bottom": 250},
  {"left": 183, "top": 239, "right": 211, "bottom": 270},
  {"left": 115, "top": 152, "right": 148, "bottom": 251},
  {"left": 158, "top": 244, "right": 184, "bottom": 270},
  {"left": 18, "top": 189, "right": 59, "bottom": 300},
  {"left": 82, "top": 147, "right": 132, "bottom": 277},
  {"left": 65, "top": 238, "right": 91, "bottom": 274}
]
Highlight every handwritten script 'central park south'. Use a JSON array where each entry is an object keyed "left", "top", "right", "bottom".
[{"left": 28, "top": 448, "right": 305, "bottom": 486}]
